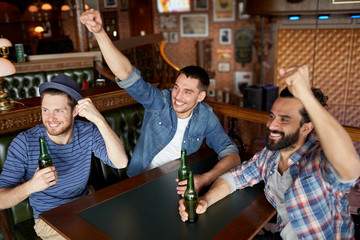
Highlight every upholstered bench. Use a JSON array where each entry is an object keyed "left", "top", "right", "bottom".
[
  {"left": 0, "top": 103, "right": 144, "bottom": 239},
  {"left": 3, "top": 68, "right": 94, "bottom": 100}
]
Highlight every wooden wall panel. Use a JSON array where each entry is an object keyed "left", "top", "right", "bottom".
[{"left": 276, "top": 28, "right": 359, "bottom": 129}]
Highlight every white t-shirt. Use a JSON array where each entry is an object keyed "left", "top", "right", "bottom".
[{"left": 148, "top": 114, "right": 192, "bottom": 169}]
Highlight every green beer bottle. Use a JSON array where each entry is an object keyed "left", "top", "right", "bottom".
[
  {"left": 178, "top": 149, "right": 190, "bottom": 182},
  {"left": 38, "top": 137, "right": 53, "bottom": 169},
  {"left": 184, "top": 171, "right": 198, "bottom": 223}
]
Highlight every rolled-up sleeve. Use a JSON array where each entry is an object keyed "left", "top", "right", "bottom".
[
  {"left": 220, "top": 172, "right": 238, "bottom": 193},
  {"left": 116, "top": 66, "right": 142, "bottom": 89}
]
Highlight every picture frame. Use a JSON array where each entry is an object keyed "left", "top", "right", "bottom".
[
  {"left": 180, "top": 14, "right": 208, "bottom": 37},
  {"left": 213, "top": 0, "right": 235, "bottom": 22},
  {"left": 162, "top": 32, "right": 169, "bottom": 43},
  {"left": 104, "top": 0, "right": 118, "bottom": 8},
  {"left": 238, "top": 2, "right": 250, "bottom": 19},
  {"left": 234, "top": 71, "right": 252, "bottom": 96},
  {"left": 169, "top": 31, "right": 179, "bottom": 44},
  {"left": 219, "top": 28, "right": 231, "bottom": 45},
  {"left": 218, "top": 62, "right": 230, "bottom": 72},
  {"left": 194, "top": 0, "right": 209, "bottom": 10}
]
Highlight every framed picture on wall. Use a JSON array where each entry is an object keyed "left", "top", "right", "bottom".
[
  {"left": 104, "top": 0, "right": 118, "bottom": 8},
  {"left": 169, "top": 32, "right": 179, "bottom": 44},
  {"left": 180, "top": 14, "right": 208, "bottom": 37},
  {"left": 195, "top": 0, "right": 209, "bottom": 10},
  {"left": 162, "top": 32, "right": 169, "bottom": 43},
  {"left": 213, "top": 0, "right": 235, "bottom": 22},
  {"left": 219, "top": 28, "right": 231, "bottom": 44},
  {"left": 218, "top": 62, "right": 230, "bottom": 72}
]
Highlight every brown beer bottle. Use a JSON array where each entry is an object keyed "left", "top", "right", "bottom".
[
  {"left": 178, "top": 149, "right": 190, "bottom": 182},
  {"left": 184, "top": 171, "right": 198, "bottom": 223},
  {"left": 38, "top": 137, "right": 53, "bottom": 169}
]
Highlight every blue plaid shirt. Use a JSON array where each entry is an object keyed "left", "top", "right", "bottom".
[{"left": 224, "top": 135, "right": 357, "bottom": 239}]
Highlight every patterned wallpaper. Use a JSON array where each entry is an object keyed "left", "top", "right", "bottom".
[{"left": 276, "top": 28, "right": 360, "bottom": 153}]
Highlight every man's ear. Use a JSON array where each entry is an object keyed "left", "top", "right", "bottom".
[
  {"left": 197, "top": 91, "right": 206, "bottom": 102},
  {"left": 72, "top": 105, "right": 79, "bottom": 118},
  {"left": 300, "top": 122, "right": 314, "bottom": 136}
]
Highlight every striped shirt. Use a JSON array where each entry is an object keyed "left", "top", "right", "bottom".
[
  {"left": 222, "top": 135, "right": 357, "bottom": 239},
  {"left": 0, "top": 120, "right": 115, "bottom": 219}
]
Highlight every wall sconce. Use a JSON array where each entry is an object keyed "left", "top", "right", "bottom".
[
  {"left": 0, "top": 58, "right": 17, "bottom": 110},
  {"left": 0, "top": 38, "right": 12, "bottom": 58}
]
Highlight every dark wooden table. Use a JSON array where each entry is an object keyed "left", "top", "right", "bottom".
[{"left": 39, "top": 147, "right": 276, "bottom": 240}]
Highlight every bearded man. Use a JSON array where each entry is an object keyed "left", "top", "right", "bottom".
[{"left": 179, "top": 66, "right": 360, "bottom": 239}]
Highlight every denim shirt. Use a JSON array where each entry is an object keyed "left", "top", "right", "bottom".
[{"left": 117, "top": 66, "right": 238, "bottom": 177}]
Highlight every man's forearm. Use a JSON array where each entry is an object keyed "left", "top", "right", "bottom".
[
  {"left": 0, "top": 184, "right": 31, "bottom": 209},
  {"left": 93, "top": 29, "right": 132, "bottom": 80},
  {"left": 202, "top": 177, "right": 232, "bottom": 208},
  {"left": 94, "top": 118, "right": 128, "bottom": 169},
  {"left": 202, "top": 153, "right": 240, "bottom": 186},
  {"left": 301, "top": 94, "right": 360, "bottom": 180}
]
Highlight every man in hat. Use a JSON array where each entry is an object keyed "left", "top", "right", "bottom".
[{"left": 0, "top": 74, "right": 128, "bottom": 239}]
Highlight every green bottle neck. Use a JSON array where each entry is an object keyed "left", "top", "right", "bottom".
[
  {"left": 180, "top": 150, "right": 187, "bottom": 166},
  {"left": 187, "top": 172, "right": 195, "bottom": 191},
  {"left": 39, "top": 137, "right": 50, "bottom": 157}
]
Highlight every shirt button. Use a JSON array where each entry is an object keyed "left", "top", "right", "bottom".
[
  {"left": 197, "top": 138, "right": 199, "bottom": 141},
  {"left": 158, "top": 122, "right": 162, "bottom": 125},
  {"left": 183, "top": 140, "right": 186, "bottom": 143}
]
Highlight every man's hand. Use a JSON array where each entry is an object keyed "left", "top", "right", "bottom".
[
  {"left": 79, "top": 9, "right": 103, "bottom": 33},
  {"left": 176, "top": 174, "right": 208, "bottom": 196},
  {"left": 278, "top": 65, "right": 312, "bottom": 101},
  {"left": 28, "top": 166, "right": 58, "bottom": 193},
  {"left": 178, "top": 198, "right": 208, "bottom": 222},
  {"left": 76, "top": 98, "right": 103, "bottom": 125}
]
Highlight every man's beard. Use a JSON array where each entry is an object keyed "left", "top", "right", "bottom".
[{"left": 266, "top": 127, "right": 300, "bottom": 151}]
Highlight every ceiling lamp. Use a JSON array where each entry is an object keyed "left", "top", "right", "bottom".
[
  {"left": 41, "top": 3, "right": 52, "bottom": 11},
  {"left": 28, "top": 4, "right": 39, "bottom": 12},
  {"left": 61, "top": 4, "right": 70, "bottom": 11},
  {"left": 0, "top": 38, "right": 12, "bottom": 58}
]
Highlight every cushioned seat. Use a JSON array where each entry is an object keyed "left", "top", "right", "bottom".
[
  {"left": 3, "top": 68, "right": 95, "bottom": 100},
  {"left": 3, "top": 73, "right": 47, "bottom": 100},
  {"left": 46, "top": 68, "right": 95, "bottom": 89}
]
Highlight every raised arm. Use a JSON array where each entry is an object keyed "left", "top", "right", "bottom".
[
  {"left": 79, "top": 9, "right": 132, "bottom": 80},
  {"left": 279, "top": 65, "right": 360, "bottom": 180},
  {"left": 76, "top": 98, "right": 128, "bottom": 168}
]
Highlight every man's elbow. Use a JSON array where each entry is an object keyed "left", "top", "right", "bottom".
[{"left": 115, "top": 156, "right": 129, "bottom": 169}]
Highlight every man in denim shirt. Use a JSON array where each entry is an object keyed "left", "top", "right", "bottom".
[
  {"left": 80, "top": 10, "right": 241, "bottom": 195},
  {"left": 179, "top": 66, "right": 360, "bottom": 239}
]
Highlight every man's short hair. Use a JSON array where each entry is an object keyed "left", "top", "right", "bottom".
[
  {"left": 177, "top": 66, "right": 210, "bottom": 92},
  {"left": 280, "top": 87, "right": 328, "bottom": 125}
]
